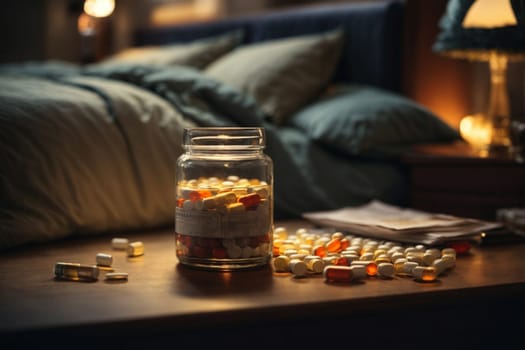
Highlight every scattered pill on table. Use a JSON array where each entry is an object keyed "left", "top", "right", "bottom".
[
  {"left": 105, "top": 272, "right": 129, "bottom": 281},
  {"left": 271, "top": 226, "right": 461, "bottom": 285},
  {"left": 323, "top": 265, "right": 353, "bottom": 283},
  {"left": 96, "top": 253, "right": 113, "bottom": 267},
  {"left": 54, "top": 262, "right": 99, "bottom": 281},
  {"left": 112, "top": 238, "right": 129, "bottom": 250},
  {"left": 127, "top": 241, "right": 144, "bottom": 257}
]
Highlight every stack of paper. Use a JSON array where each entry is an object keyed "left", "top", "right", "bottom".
[{"left": 302, "top": 200, "right": 502, "bottom": 245}]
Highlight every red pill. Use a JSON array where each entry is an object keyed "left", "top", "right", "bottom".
[
  {"left": 238, "top": 193, "right": 261, "bottom": 209},
  {"left": 191, "top": 245, "right": 210, "bottom": 258},
  {"left": 323, "top": 265, "right": 353, "bottom": 283},
  {"left": 212, "top": 247, "right": 228, "bottom": 259},
  {"left": 447, "top": 241, "right": 471, "bottom": 254},
  {"left": 333, "top": 256, "right": 350, "bottom": 266}
]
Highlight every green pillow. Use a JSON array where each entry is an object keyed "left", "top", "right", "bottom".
[
  {"left": 288, "top": 85, "right": 461, "bottom": 158},
  {"left": 204, "top": 29, "right": 344, "bottom": 125},
  {"left": 100, "top": 30, "right": 243, "bottom": 69}
]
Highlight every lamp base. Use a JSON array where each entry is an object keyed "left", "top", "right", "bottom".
[
  {"left": 485, "top": 52, "right": 512, "bottom": 151},
  {"left": 486, "top": 143, "right": 513, "bottom": 158}
]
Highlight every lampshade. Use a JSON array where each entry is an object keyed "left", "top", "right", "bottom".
[
  {"left": 433, "top": 0, "right": 525, "bottom": 61},
  {"left": 83, "top": 0, "right": 115, "bottom": 18},
  {"left": 433, "top": 0, "right": 525, "bottom": 156}
]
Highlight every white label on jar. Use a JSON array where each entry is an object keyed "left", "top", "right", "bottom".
[
  {"left": 176, "top": 208, "right": 222, "bottom": 237},
  {"left": 175, "top": 207, "right": 270, "bottom": 238}
]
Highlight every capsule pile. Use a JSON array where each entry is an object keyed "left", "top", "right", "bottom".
[{"left": 271, "top": 226, "right": 458, "bottom": 283}]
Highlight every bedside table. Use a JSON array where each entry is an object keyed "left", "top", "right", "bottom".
[{"left": 402, "top": 141, "right": 525, "bottom": 220}]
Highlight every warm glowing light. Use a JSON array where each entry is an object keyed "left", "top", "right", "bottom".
[
  {"left": 462, "top": 0, "right": 517, "bottom": 28},
  {"left": 83, "top": 0, "right": 115, "bottom": 18},
  {"left": 459, "top": 114, "right": 493, "bottom": 149},
  {"left": 151, "top": 0, "right": 220, "bottom": 26},
  {"left": 78, "top": 12, "right": 98, "bottom": 36}
]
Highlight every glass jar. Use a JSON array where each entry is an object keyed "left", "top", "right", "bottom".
[{"left": 175, "top": 127, "right": 274, "bottom": 271}]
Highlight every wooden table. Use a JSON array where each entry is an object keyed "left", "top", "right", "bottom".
[{"left": 1, "top": 220, "right": 525, "bottom": 347}]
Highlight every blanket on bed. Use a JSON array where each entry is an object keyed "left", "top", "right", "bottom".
[{"left": 0, "top": 61, "right": 407, "bottom": 250}]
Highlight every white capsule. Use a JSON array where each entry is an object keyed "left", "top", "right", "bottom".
[
  {"left": 289, "top": 253, "right": 307, "bottom": 261},
  {"left": 441, "top": 248, "right": 457, "bottom": 257},
  {"left": 127, "top": 241, "right": 144, "bottom": 257},
  {"left": 273, "top": 255, "right": 291, "bottom": 272},
  {"left": 105, "top": 272, "right": 128, "bottom": 281},
  {"left": 289, "top": 259, "right": 308, "bottom": 277},
  {"left": 283, "top": 249, "right": 298, "bottom": 257},
  {"left": 412, "top": 266, "right": 438, "bottom": 282},
  {"left": 222, "top": 238, "right": 236, "bottom": 248},
  {"left": 401, "top": 261, "right": 419, "bottom": 275},
  {"left": 111, "top": 237, "right": 129, "bottom": 250},
  {"left": 349, "top": 265, "right": 367, "bottom": 280},
  {"left": 360, "top": 252, "right": 375, "bottom": 261},
  {"left": 389, "top": 252, "right": 404, "bottom": 262},
  {"left": 423, "top": 249, "right": 441, "bottom": 266},
  {"left": 406, "top": 252, "right": 424, "bottom": 265},
  {"left": 377, "top": 262, "right": 395, "bottom": 278},
  {"left": 441, "top": 254, "right": 457, "bottom": 268},
  {"left": 227, "top": 245, "right": 242, "bottom": 259},
  {"left": 307, "top": 258, "right": 325, "bottom": 273},
  {"left": 182, "top": 199, "right": 197, "bottom": 210},
  {"left": 96, "top": 253, "right": 113, "bottom": 267},
  {"left": 340, "top": 252, "right": 360, "bottom": 264},
  {"left": 432, "top": 258, "right": 448, "bottom": 275},
  {"left": 241, "top": 246, "right": 253, "bottom": 258}
]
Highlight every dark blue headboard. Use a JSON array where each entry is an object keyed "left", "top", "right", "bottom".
[{"left": 135, "top": 0, "right": 404, "bottom": 92}]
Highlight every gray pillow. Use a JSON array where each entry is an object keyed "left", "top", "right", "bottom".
[
  {"left": 204, "top": 29, "right": 344, "bottom": 125},
  {"left": 288, "top": 84, "right": 461, "bottom": 158},
  {"left": 101, "top": 30, "right": 243, "bottom": 69}
]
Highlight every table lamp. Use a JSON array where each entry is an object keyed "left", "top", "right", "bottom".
[{"left": 432, "top": 0, "right": 525, "bottom": 155}]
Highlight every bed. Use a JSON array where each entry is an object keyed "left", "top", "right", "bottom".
[{"left": 0, "top": 0, "right": 460, "bottom": 251}]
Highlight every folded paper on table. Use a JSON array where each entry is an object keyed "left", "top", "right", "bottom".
[{"left": 302, "top": 200, "right": 503, "bottom": 245}]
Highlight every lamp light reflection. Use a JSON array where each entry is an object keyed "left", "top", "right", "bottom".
[{"left": 459, "top": 114, "right": 493, "bottom": 151}]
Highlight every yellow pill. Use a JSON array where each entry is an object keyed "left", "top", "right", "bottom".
[{"left": 127, "top": 241, "right": 144, "bottom": 257}]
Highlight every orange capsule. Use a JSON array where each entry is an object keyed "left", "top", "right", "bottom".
[
  {"left": 339, "top": 238, "right": 350, "bottom": 251},
  {"left": 323, "top": 265, "right": 353, "bottom": 283},
  {"left": 312, "top": 245, "right": 327, "bottom": 258},
  {"left": 326, "top": 238, "right": 342, "bottom": 253},
  {"left": 365, "top": 262, "right": 378, "bottom": 276},
  {"left": 189, "top": 190, "right": 202, "bottom": 202},
  {"left": 198, "top": 190, "right": 212, "bottom": 198}
]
